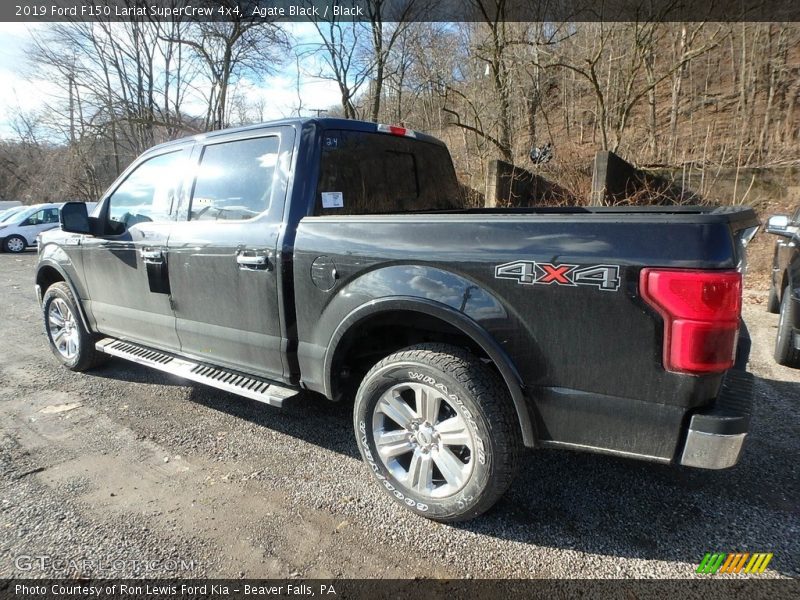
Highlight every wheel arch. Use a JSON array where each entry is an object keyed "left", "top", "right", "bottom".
[
  {"left": 324, "top": 297, "right": 536, "bottom": 447},
  {"left": 36, "top": 261, "right": 92, "bottom": 333}
]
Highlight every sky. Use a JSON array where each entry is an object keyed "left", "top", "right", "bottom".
[{"left": 0, "top": 22, "right": 343, "bottom": 139}]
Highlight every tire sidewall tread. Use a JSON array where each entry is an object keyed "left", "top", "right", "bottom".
[
  {"left": 42, "top": 282, "right": 105, "bottom": 371},
  {"left": 354, "top": 343, "right": 522, "bottom": 522},
  {"left": 775, "top": 286, "right": 800, "bottom": 367}
]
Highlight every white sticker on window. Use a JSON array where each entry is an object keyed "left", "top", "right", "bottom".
[{"left": 321, "top": 191, "right": 344, "bottom": 208}]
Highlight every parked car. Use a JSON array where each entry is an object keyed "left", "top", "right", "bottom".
[
  {"left": 0, "top": 203, "right": 63, "bottom": 253},
  {"left": 0, "top": 202, "right": 98, "bottom": 253},
  {"left": 36, "top": 118, "right": 759, "bottom": 521},
  {"left": 765, "top": 206, "right": 800, "bottom": 367}
]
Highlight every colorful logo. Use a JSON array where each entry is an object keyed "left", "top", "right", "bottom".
[{"left": 697, "top": 552, "right": 774, "bottom": 574}]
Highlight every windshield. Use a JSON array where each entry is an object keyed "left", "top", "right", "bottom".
[
  {"left": 0, "top": 207, "right": 26, "bottom": 223},
  {"left": 315, "top": 130, "right": 462, "bottom": 216}
]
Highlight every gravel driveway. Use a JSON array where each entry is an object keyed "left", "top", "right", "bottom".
[{"left": 0, "top": 252, "right": 797, "bottom": 579}]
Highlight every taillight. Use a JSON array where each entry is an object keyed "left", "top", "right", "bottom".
[
  {"left": 377, "top": 123, "right": 417, "bottom": 138},
  {"left": 640, "top": 269, "right": 742, "bottom": 374}
]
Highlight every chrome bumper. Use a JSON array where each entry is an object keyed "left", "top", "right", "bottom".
[
  {"left": 681, "top": 430, "right": 747, "bottom": 469},
  {"left": 679, "top": 370, "right": 753, "bottom": 470}
]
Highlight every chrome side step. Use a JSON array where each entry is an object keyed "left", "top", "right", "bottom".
[{"left": 95, "top": 338, "right": 299, "bottom": 408}]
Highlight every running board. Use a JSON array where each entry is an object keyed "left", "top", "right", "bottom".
[{"left": 95, "top": 338, "right": 299, "bottom": 408}]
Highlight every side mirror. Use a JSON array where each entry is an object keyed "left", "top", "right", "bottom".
[
  {"left": 60, "top": 202, "right": 91, "bottom": 234},
  {"left": 765, "top": 214, "right": 798, "bottom": 239},
  {"left": 766, "top": 215, "right": 789, "bottom": 233}
]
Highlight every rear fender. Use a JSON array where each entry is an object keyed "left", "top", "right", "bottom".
[{"left": 320, "top": 265, "right": 536, "bottom": 446}]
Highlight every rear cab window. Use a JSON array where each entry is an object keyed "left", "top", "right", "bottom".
[{"left": 314, "top": 130, "right": 462, "bottom": 216}]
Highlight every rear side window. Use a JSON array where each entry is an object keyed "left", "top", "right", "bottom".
[
  {"left": 315, "top": 130, "right": 461, "bottom": 215},
  {"left": 190, "top": 136, "right": 279, "bottom": 221}
]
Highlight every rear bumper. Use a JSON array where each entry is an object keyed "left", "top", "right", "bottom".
[{"left": 680, "top": 369, "right": 753, "bottom": 469}]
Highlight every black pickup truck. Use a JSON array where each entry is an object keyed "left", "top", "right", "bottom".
[
  {"left": 36, "top": 118, "right": 759, "bottom": 521},
  {"left": 765, "top": 206, "right": 800, "bottom": 367}
]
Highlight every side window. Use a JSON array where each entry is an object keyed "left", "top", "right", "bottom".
[
  {"left": 108, "top": 151, "right": 182, "bottom": 229},
  {"left": 190, "top": 136, "right": 279, "bottom": 221},
  {"left": 21, "top": 211, "right": 41, "bottom": 226},
  {"left": 43, "top": 208, "right": 59, "bottom": 224}
]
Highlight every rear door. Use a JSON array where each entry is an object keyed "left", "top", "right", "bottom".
[
  {"left": 81, "top": 147, "right": 191, "bottom": 351},
  {"left": 167, "top": 127, "right": 295, "bottom": 380}
]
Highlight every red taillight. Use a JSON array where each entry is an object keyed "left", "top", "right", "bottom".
[
  {"left": 377, "top": 123, "right": 416, "bottom": 138},
  {"left": 640, "top": 269, "right": 742, "bottom": 374}
]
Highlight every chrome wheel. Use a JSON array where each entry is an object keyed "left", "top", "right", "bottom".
[
  {"left": 372, "top": 382, "right": 475, "bottom": 498},
  {"left": 6, "top": 237, "right": 24, "bottom": 252},
  {"left": 48, "top": 298, "right": 80, "bottom": 360}
]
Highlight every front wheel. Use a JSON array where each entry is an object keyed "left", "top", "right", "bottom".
[
  {"left": 42, "top": 282, "right": 107, "bottom": 371},
  {"left": 4, "top": 235, "right": 26, "bottom": 253},
  {"left": 353, "top": 343, "right": 522, "bottom": 522}
]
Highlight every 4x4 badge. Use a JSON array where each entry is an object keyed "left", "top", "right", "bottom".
[{"left": 495, "top": 261, "right": 621, "bottom": 292}]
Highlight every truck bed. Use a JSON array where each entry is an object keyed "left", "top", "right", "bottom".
[{"left": 292, "top": 205, "right": 758, "bottom": 462}]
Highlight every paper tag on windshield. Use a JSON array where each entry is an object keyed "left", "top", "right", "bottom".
[{"left": 321, "top": 192, "right": 344, "bottom": 208}]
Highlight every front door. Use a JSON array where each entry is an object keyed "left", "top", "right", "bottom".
[
  {"left": 18, "top": 206, "right": 60, "bottom": 245},
  {"left": 167, "top": 128, "right": 294, "bottom": 380},
  {"left": 82, "top": 148, "right": 190, "bottom": 352}
]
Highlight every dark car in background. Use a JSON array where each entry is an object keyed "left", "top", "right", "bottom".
[{"left": 766, "top": 206, "right": 800, "bottom": 367}]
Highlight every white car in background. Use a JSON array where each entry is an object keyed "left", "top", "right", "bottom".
[
  {"left": 0, "top": 203, "right": 63, "bottom": 252},
  {"left": 0, "top": 202, "right": 99, "bottom": 253}
]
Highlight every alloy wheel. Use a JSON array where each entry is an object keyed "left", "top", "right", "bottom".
[
  {"left": 48, "top": 298, "right": 80, "bottom": 360},
  {"left": 371, "top": 382, "right": 476, "bottom": 498}
]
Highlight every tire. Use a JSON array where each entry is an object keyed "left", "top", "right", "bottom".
[
  {"left": 775, "top": 286, "right": 800, "bottom": 368},
  {"left": 353, "top": 343, "right": 522, "bottom": 522},
  {"left": 4, "top": 235, "right": 26, "bottom": 253},
  {"left": 42, "top": 282, "right": 108, "bottom": 371},
  {"left": 767, "top": 282, "right": 780, "bottom": 314}
]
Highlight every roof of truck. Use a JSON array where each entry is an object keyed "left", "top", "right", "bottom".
[{"left": 146, "top": 118, "right": 447, "bottom": 155}]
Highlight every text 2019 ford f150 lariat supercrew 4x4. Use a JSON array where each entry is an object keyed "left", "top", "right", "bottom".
[{"left": 36, "top": 118, "right": 759, "bottom": 521}]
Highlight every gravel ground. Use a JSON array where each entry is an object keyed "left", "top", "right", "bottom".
[{"left": 0, "top": 251, "right": 797, "bottom": 579}]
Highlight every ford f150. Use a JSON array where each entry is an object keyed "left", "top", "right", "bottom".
[{"left": 36, "top": 118, "right": 759, "bottom": 521}]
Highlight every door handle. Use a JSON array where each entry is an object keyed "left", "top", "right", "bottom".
[
  {"left": 236, "top": 251, "right": 271, "bottom": 270},
  {"left": 140, "top": 248, "right": 163, "bottom": 262}
]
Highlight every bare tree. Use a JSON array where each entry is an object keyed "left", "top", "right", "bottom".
[
  {"left": 175, "top": 14, "right": 288, "bottom": 130},
  {"left": 305, "top": 6, "right": 371, "bottom": 119}
]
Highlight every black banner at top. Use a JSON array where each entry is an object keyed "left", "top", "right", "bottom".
[{"left": 4, "top": 0, "right": 800, "bottom": 23}]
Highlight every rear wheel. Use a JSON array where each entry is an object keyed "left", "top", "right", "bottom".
[
  {"left": 42, "top": 282, "right": 107, "bottom": 371},
  {"left": 353, "top": 343, "right": 522, "bottom": 522},
  {"left": 775, "top": 286, "right": 800, "bottom": 368},
  {"left": 4, "top": 235, "right": 26, "bottom": 253}
]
